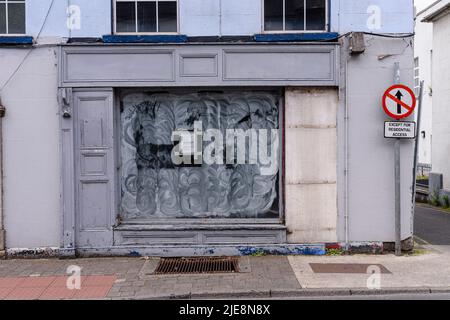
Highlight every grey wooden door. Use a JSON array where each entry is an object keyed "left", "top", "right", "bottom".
[{"left": 74, "top": 90, "right": 115, "bottom": 248}]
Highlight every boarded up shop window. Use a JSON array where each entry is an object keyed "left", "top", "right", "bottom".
[{"left": 120, "top": 91, "right": 281, "bottom": 220}]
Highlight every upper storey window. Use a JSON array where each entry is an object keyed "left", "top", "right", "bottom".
[
  {"left": 115, "top": 0, "right": 178, "bottom": 33},
  {"left": 264, "top": 0, "right": 327, "bottom": 32},
  {"left": 0, "top": 0, "right": 26, "bottom": 35}
]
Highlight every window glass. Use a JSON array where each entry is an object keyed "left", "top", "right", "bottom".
[
  {"left": 285, "top": 0, "right": 305, "bottom": 31},
  {"left": 8, "top": 2, "right": 26, "bottom": 34},
  {"left": 264, "top": 0, "right": 326, "bottom": 32},
  {"left": 0, "top": 3, "right": 6, "bottom": 34},
  {"left": 116, "top": 1, "right": 178, "bottom": 33},
  {"left": 158, "top": 1, "right": 177, "bottom": 32},
  {"left": 264, "top": 0, "right": 283, "bottom": 31},
  {"left": 116, "top": 1, "right": 136, "bottom": 33},
  {"left": 138, "top": 1, "right": 156, "bottom": 32},
  {"left": 306, "top": 0, "right": 326, "bottom": 30}
]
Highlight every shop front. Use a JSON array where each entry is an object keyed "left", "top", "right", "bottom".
[{"left": 58, "top": 43, "right": 339, "bottom": 256}]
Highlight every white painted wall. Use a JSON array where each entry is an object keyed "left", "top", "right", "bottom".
[
  {"left": 430, "top": 12, "right": 450, "bottom": 190},
  {"left": 20, "top": 0, "right": 414, "bottom": 40},
  {"left": 0, "top": 48, "right": 60, "bottom": 248}
]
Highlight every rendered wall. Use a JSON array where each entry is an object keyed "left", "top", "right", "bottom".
[
  {"left": 285, "top": 88, "right": 338, "bottom": 243},
  {"left": 338, "top": 36, "right": 415, "bottom": 242},
  {"left": 0, "top": 47, "right": 60, "bottom": 248},
  {"left": 337, "top": 0, "right": 414, "bottom": 34}
]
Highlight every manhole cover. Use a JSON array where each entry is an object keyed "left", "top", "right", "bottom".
[
  {"left": 309, "top": 263, "right": 391, "bottom": 274},
  {"left": 155, "top": 257, "right": 240, "bottom": 275}
]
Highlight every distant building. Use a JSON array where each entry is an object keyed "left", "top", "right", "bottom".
[
  {"left": 0, "top": 0, "right": 416, "bottom": 258},
  {"left": 421, "top": 0, "right": 450, "bottom": 196}
]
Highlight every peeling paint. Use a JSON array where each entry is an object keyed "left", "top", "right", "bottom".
[
  {"left": 3, "top": 242, "right": 388, "bottom": 259},
  {"left": 339, "top": 242, "right": 384, "bottom": 254},
  {"left": 238, "top": 246, "right": 326, "bottom": 256}
]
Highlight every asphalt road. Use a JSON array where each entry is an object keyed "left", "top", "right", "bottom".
[
  {"left": 276, "top": 293, "right": 450, "bottom": 300},
  {"left": 414, "top": 205, "right": 450, "bottom": 245}
]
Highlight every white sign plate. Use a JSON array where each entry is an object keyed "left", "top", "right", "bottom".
[{"left": 384, "top": 121, "right": 416, "bottom": 139}]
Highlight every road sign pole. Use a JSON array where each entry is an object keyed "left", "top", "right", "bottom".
[
  {"left": 394, "top": 62, "right": 402, "bottom": 256},
  {"left": 395, "top": 138, "right": 401, "bottom": 256}
]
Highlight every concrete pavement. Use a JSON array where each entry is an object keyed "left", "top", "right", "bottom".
[
  {"left": 1, "top": 245, "right": 450, "bottom": 299},
  {"left": 288, "top": 246, "right": 450, "bottom": 290}
]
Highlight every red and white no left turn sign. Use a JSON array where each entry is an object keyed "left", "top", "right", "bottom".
[{"left": 382, "top": 84, "right": 416, "bottom": 120}]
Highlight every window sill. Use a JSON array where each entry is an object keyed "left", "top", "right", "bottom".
[
  {"left": 103, "top": 34, "right": 188, "bottom": 44},
  {"left": 254, "top": 33, "right": 339, "bottom": 42},
  {"left": 0, "top": 36, "right": 33, "bottom": 45}
]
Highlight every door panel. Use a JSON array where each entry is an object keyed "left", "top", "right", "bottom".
[{"left": 74, "top": 90, "right": 115, "bottom": 247}]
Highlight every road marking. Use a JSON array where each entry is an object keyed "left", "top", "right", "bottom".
[{"left": 416, "top": 203, "right": 450, "bottom": 215}]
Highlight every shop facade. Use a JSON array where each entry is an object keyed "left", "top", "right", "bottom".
[
  {"left": 0, "top": 0, "right": 416, "bottom": 258},
  {"left": 58, "top": 43, "right": 341, "bottom": 256}
]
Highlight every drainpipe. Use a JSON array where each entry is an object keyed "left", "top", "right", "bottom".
[
  {"left": 343, "top": 37, "right": 351, "bottom": 252},
  {"left": 219, "top": 0, "right": 222, "bottom": 37},
  {"left": 0, "top": 98, "right": 5, "bottom": 258}
]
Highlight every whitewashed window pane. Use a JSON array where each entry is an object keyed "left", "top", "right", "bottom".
[{"left": 120, "top": 92, "right": 281, "bottom": 220}]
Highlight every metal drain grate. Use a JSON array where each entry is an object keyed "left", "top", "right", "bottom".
[{"left": 155, "top": 257, "right": 240, "bottom": 275}]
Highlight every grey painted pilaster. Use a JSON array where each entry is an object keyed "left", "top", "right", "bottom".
[
  {"left": 0, "top": 103, "right": 5, "bottom": 258},
  {"left": 59, "top": 87, "right": 76, "bottom": 258}
]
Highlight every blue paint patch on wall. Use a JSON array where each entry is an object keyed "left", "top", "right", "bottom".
[
  {"left": 102, "top": 35, "right": 188, "bottom": 43},
  {"left": 254, "top": 33, "right": 339, "bottom": 42},
  {"left": 129, "top": 250, "right": 142, "bottom": 257},
  {"left": 0, "top": 36, "right": 33, "bottom": 45},
  {"left": 238, "top": 246, "right": 326, "bottom": 256}
]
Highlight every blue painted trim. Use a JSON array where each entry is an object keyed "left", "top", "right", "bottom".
[
  {"left": 102, "top": 34, "right": 188, "bottom": 43},
  {"left": 0, "top": 36, "right": 33, "bottom": 45},
  {"left": 254, "top": 33, "right": 339, "bottom": 42}
]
